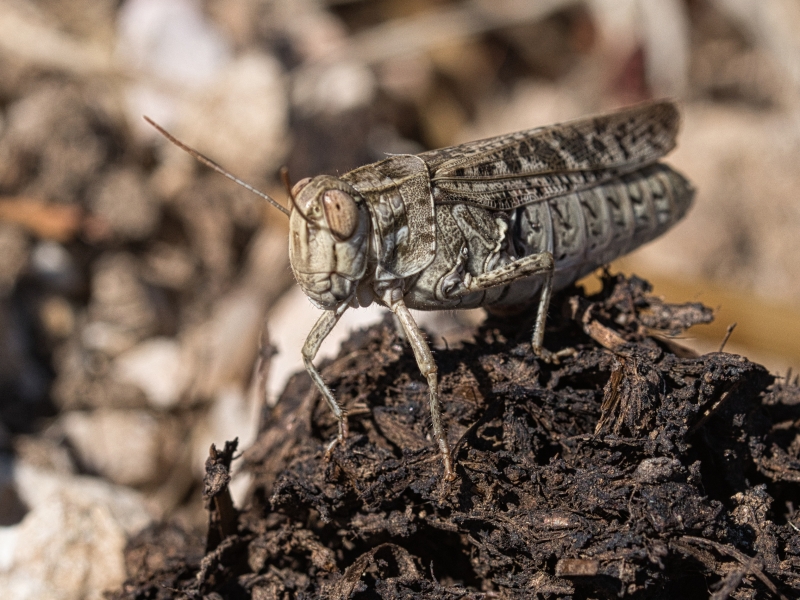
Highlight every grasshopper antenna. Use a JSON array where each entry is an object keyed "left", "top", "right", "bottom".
[
  {"left": 143, "top": 116, "right": 291, "bottom": 217},
  {"left": 279, "top": 167, "right": 312, "bottom": 224}
]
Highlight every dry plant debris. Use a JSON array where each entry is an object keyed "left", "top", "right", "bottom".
[{"left": 112, "top": 275, "right": 800, "bottom": 599}]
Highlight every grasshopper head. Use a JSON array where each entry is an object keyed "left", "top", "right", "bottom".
[{"left": 289, "top": 175, "right": 371, "bottom": 309}]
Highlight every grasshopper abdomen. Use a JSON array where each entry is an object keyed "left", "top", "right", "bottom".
[
  {"left": 512, "top": 162, "right": 693, "bottom": 299},
  {"left": 402, "top": 162, "right": 692, "bottom": 313}
]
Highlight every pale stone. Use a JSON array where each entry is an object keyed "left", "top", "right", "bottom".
[
  {"left": 60, "top": 409, "right": 176, "bottom": 487},
  {"left": 179, "top": 52, "right": 289, "bottom": 179},
  {"left": 0, "top": 464, "right": 152, "bottom": 600},
  {"left": 113, "top": 337, "right": 190, "bottom": 409}
]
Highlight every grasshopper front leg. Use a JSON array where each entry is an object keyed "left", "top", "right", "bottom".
[
  {"left": 302, "top": 303, "right": 349, "bottom": 454},
  {"left": 457, "top": 251, "right": 571, "bottom": 363},
  {"left": 390, "top": 299, "right": 456, "bottom": 481}
]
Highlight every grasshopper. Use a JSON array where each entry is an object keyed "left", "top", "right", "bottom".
[{"left": 146, "top": 100, "right": 693, "bottom": 481}]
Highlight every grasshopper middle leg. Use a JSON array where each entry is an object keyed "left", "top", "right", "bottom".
[{"left": 390, "top": 299, "right": 456, "bottom": 481}]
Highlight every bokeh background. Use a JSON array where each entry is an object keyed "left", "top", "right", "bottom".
[{"left": 0, "top": 0, "right": 798, "bottom": 597}]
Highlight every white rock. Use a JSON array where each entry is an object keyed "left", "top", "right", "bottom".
[
  {"left": 80, "top": 321, "right": 139, "bottom": 356},
  {"left": 632, "top": 102, "right": 800, "bottom": 303},
  {"left": 116, "top": 0, "right": 233, "bottom": 137},
  {"left": 60, "top": 409, "right": 175, "bottom": 487},
  {"left": 292, "top": 60, "right": 376, "bottom": 116},
  {"left": 179, "top": 52, "right": 289, "bottom": 179},
  {"left": 191, "top": 384, "right": 259, "bottom": 477},
  {"left": 116, "top": 0, "right": 230, "bottom": 86},
  {"left": 587, "top": 0, "right": 639, "bottom": 49},
  {"left": 281, "top": 4, "right": 349, "bottom": 63},
  {"left": 113, "top": 337, "right": 190, "bottom": 409},
  {"left": 639, "top": 0, "right": 690, "bottom": 97},
  {"left": 0, "top": 463, "right": 152, "bottom": 600},
  {"left": 457, "top": 81, "right": 585, "bottom": 146}
]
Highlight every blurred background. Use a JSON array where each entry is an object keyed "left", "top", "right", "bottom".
[{"left": 0, "top": 0, "right": 798, "bottom": 597}]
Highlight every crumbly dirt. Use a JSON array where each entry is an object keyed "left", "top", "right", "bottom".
[{"left": 111, "top": 274, "right": 800, "bottom": 599}]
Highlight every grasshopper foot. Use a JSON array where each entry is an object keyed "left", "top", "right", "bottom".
[
  {"left": 443, "top": 454, "right": 456, "bottom": 482},
  {"left": 323, "top": 416, "right": 349, "bottom": 460},
  {"left": 323, "top": 436, "right": 340, "bottom": 460},
  {"left": 533, "top": 345, "right": 576, "bottom": 364}
]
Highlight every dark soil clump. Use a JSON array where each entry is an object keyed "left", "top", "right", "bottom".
[{"left": 111, "top": 274, "right": 800, "bottom": 599}]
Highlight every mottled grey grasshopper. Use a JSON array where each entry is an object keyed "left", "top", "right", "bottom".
[{"left": 146, "top": 100, "right": 693, "bottom": 481}]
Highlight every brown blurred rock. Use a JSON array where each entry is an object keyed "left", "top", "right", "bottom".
[
  {"left": 51, "top": 337, "right": 147, "bottom": 411},
  {"left": 86, "top": 253, "right": 160, "bottom": 354},
  {"left": 37, "top": 295, "right": 76, "bottom": 340},
  {"left": 0, "top": 83, "right": 118, "bottom": 205},
  {"left": 635, "top": 103, "right": 800, "bottom": 305},
  {"left": 89, "top": 168, "right": 159, "bottom": 241},
  {"left": 0, "top": 224, "right": 29, "bottom": 296},
  {"left": 140, "top": 242, "right": 196, "bottom": 291},
  {"left": 0, "top": 197, "right": 82, "bottom": 242},
  {"left": 13, "top": 433, "right": 75, "bottom": 475}
]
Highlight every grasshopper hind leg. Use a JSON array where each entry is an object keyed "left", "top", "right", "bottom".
[
  {"left": 391, "top": 313, "right": 407, "bottom": 342},
  {"left": 455, "top": 251, "right": 573, "bottom": 363},
  {"left": 528, "top": 255, "right": 574, "bottom": 364}
]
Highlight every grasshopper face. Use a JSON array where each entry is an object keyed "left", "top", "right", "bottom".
[{"left": 289, "top": 175, "right": 371, "bottom": 310}]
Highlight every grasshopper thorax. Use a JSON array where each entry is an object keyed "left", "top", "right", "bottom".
[{"left": 288, "top": 175, "right": 371, "bottom": 310}]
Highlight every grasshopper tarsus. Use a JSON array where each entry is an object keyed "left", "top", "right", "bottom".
[
  {"left": 323, "top": 437, "right": 341, "bottom": 461},
  {"left": 533, "top": 345, "right": 578, "bottom": 365},
  {"left": 533, "top": 346, "right": 561, "bottom": 365}
]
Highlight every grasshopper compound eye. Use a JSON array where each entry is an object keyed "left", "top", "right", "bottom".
[{"left": 322, "top": 190, "right": 358, "bottom": 241}]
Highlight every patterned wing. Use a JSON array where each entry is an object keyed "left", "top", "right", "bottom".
[{"left": 422, "top": 101, "right": 680, "bottom": 210}]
